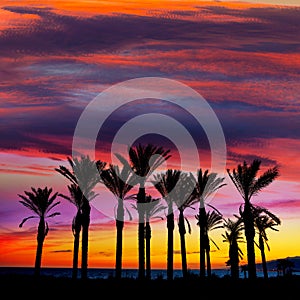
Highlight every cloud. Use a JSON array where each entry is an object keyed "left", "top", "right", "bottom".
[
  {"left": 98, "top": 251, "right": 113, "bottom": 257},
  {"left": 227, "top": 150, "right": 278, "bottom": 167},
  {"left": 1, "top": 5, "right": 299, "bottom": 58},
  {"left": 50, "top": 249, "right": 72, "bottom": 253},
  {"left": 0, "top": 4, "right": 299, "bottom": 169}
]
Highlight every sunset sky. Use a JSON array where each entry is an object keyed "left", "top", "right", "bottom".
[{"left": 0, "top": 0, "right": 300, "bottom": 271}]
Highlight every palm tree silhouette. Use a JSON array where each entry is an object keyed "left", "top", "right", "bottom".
[
  {"left": 59, "top": 184, "right": 83, "bottom": 280},
  {"left": 100, "top": 163, "right": 136, "bottom": 279},
  {"left": 172, "top": 172, "right": 195, "bottom": 278},
  {"left": 253, "top": 205, "right": 281, "bottom": 279},
  {"left": 55, "top": 155, "right": 106, "bottom": 279},
  {"left": 222, "top": 216, "right": 244, "bottom": 279},
  {"left": 152, "top": 169, "right": 181, "bottom": 280},
  {"left": 227, "top": 159, "right": 279, "bottom": 279},
  {"left": 116, "top": 143, "right": 171, "bottom": 280},
  {"left": 196, "top": 209, "right": 223, "bottom": 277},
  {"left": 59, "top": 183, "right": 96, "bottom": 279},
  {"left": 18, "top": 186, "right": 61, "bottom": 277},
  {"left": 133, "top": 195, "right": 166, "bottom": 280},
  {"left": 191, "top": 169, "right": 226, "bottom": 278}
]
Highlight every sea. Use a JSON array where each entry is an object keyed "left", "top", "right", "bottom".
[{"left": 0, "top": 267, "right": 292, "bottom": 280}]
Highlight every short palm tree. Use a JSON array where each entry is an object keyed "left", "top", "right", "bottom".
[
  {"left": 253, "top": 205, "right": 281, "bottom": 279},
  {"left": 18, "top": 187, "right": 61, "bottom": 277},
  {"left": 196, "top": 209, "right": 223, "bottom": 277},
  {"left": 55, "top": 155, "right": 106, "bottom": 279},
  {"left": 191, "top": 169, "right": 226, "bottom": 278},
  {"left": 227, "top": 159, "right": 279, "bottom": 279},
  {"left": 59, "top": 183, "right": 82, "bottom": 280},
  {"left": 133, "top": 195, "right": 166, "bottom": 280},
  {"left": 222, "top": 216, "right": 244, "bottom": 279},
  {"left": 100, "top": 163, "right": 136, "bottom": 279},
  {"left": 152, "top": 169, "right": 181, "bottom": 280},
  {"left": 172, "top": 172, "right": 195, "bottom": 278},
  {"left": 59, "top": 183, "right": 97, "bottom": 279},
  {"left": 116, "top": 143, "right": 171, "bottom": 280}
]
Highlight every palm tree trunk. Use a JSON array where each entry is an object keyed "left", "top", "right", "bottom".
[
  {"left": 145, "top": 220, "right": 151, "bottom": 280},
  {"left": 259, "top": 235, "right": 268, "bottom": 279},
  {"left": 243, "top": 201, "right": 257, "bottom": 279},
  {"left": 178, "top": 209, "right": 187, "bottom": 278},
  {"left": 206, "top": 238, "right": 211, "bottom": 278},
  {"left": 115, "top": 219, "right": 124, "bottom": 280},
  {"left": 137, "top": 186, "right": 145, "bottom": 280},
  {"left": 81, "top": 199, "right": 91, "bottom": 280},
  {"left": 35, "top": 218, "right": 45, "bottom": 277},
  {"left": 72, "top": 230, "right": 80, "bottom": 280},
  {"left": 72, "top": 211, "right": 81, "bottom": 280},
  {"left": 230, "top": 241, "right": 240, "bottom": 279},
  {"left": 167, "top": 206, "right": 174, "bottom": 280},
  {"left": 199, "top": 206, "right": 206, "bottom": 278},
  {"left": 115, "top": 200, "right": 124, "bottom": 280}
]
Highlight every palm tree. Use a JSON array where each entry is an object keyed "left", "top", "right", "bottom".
[
  {"left": 55, "top": 155, "right": 106, "bottom": 279},
  {"left": 172, "top": 172, "right": 195, "bottom": 279},
  {"left": 59, "top": 184, "right": 83, "bottom": 280},
  {"left": 152, "top": 169, "right": 181, "bottom": 280},
  {"left": 196, "top": 209, "right": 223, "bottom": 277},
  {"left": 253, "top": 205, "right": 281, "bottom": 279},
  {"left": 227, "top": 159, "right": 279, "bottom": 279},
  {"left": 100, "top": 163, "right": 136, "bottom": 279},
  {"left": 116, "top": 143, "right": 171, "bottom": 280},
  {"left": 18, "top": 187, "right": 61, "bottom": 277},
  {"left": 222, "top": 216, "right": 244, "bottom": 279},
  {"left": 191, "top": 169, "right": 226, "bottom": 278},
  {"left": 59, "top": 183, "right": 97, "bottom": 279},
  {"left": 137, "top": 195, "right": 166, "bottom": 280}
]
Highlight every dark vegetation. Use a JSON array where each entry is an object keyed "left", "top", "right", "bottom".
[
  {"left": 1, "top": 273, "right": 300, "bottom": 299},
  {"left": 16, "top": 142, "right": 296, "bottom": 287}
]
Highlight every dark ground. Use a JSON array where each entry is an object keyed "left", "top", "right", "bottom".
[{"left": 1, "top": 273, "right": 300, "bottom": 299}]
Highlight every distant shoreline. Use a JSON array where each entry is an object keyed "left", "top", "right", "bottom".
[
  {"left": 2, "top": 266, "right": 295, "bottom": 280},
  {"left": 1, "top": 272, "right": 300, "bottom": 298}
]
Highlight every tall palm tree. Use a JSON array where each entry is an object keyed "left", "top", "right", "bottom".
[
  {"left": 253, "top": 205, "right": 281, "bottom": 279},
  {"left": 100, "top": 163, "right": 136, "bottom": 279},
  {"left": 222, "top": 216, "right": 244, "bottom": 279},
  {"left": 196, "top": 209, "right": 223, "bottom": 277},
  {"left": 116, "top": 143, "right": 171, "bottom": 280},
  {"left": 191, "top": 169, "right": 226, "bottom": 278},
  {"left": 227, "top": 159, "right": 279, "bottom": 279},
  {"left": 18, "top": 187, "right": 61, "bottom": 277},
  {"left": 55, "top": 155, "right": 106, "bottom": 279},
  {"left": 152, "top": 169, "right": 181, "bottom": 280}
]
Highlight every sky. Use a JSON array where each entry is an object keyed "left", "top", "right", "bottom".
[{"left": 0, "top": 0, "right": 300, "bottom": 271}]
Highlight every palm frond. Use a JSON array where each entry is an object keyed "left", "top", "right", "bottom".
[
  {"left": 47, "top": 212, "right": 61, "bottom": 218},
  {"left": 18, "top": 186, "right": 61, "bottom": 227},
  {"left": 210, "top": 238, "right": 220, "bottom": 250},
  {"left": 19, "top": 216, "right": 37, "bottom": 227},
  {"left": 125, "top": 206, "right": 133, "bottom": 221},
  {"left": 250, "top": 165, "right": 279, "bottom": 198},
  {"left": 185, "top": 217, "right": 192, "bottom": 234}
]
